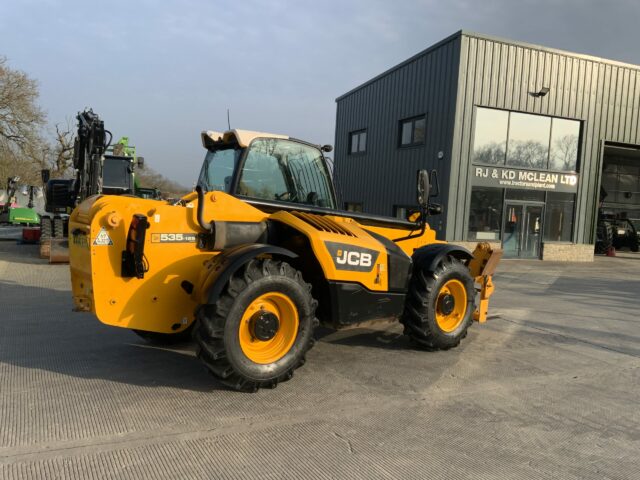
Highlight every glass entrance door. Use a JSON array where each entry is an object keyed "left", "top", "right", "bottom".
[{"left": 503, "top": 202, "right": 544, "bottom": 258}]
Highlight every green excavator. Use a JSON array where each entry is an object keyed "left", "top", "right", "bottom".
[{"left": 40, "top": 109, "right": 158, "bottom": 262}]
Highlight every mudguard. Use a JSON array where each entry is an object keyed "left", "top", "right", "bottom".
[
  {"left": 412, "top": 243, "right": 473, "bottom": 272},
  {"left": 200, "top": 243, "right": 297, "bottom": 305}
]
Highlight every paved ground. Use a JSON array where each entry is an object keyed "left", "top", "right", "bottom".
[{"left": 0, "top": 238, "right": 639, "bottom": 479}]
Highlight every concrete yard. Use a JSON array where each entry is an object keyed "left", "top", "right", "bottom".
[{"left": 0, "top": 238, "right": 639, "bottom": 479}]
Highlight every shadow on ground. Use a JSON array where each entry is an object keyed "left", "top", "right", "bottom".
[{"left": 0, "top": 280, "right": 227, "bottom": 392}]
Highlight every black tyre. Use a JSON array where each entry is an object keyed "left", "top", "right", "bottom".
[
  {"left": 132, "top": 324, "right": 195, "bottom": 345},
  {"left": 630, "top": 234, "right": 639, "bottom": 253},
  {"left": 40, "top": 217, "right": 52, "bottom": 239},
  {"left": 401, "top": 256, "right": 475, "bottom": 350},
  {"left": 595, "top": 220, "right": 613, "bottom": 254},
  {"left": 195, "top": 258, "right": 318, "bottom": 392},
  {"left": 53, "top": 217, "right": 65, "bottom": 238}
]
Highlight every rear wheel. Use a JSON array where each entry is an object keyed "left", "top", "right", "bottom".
[
  {"left": 401, "top": 256, "right": 475, "bottom": 350},
  {"left": 595, "top": 220, "right": 613, "bottom": 254},
  {"left": 627, "top": 223, "right": 639, "bottom": 252},
  {"left": 195, "top": 258, "right": 318, "bottom": 392}
]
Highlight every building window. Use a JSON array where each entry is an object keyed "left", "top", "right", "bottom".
[
  {"left": 543, "top": 192, "right": 575, "bottom": 242},
  {"left": 394, "top": 205, "right": 419, "bottom": 220},
  {"left": 472, "top": 108, "right": 509, "bottom": 165},
  {"left": 344, "top": 202, "right": 363, "bottom": 212},
  {"left": 399, "top": 115, "right": 426, "bottom": 147},
  {"left": 549, "top": 118, "right": 580, "bottom": 172},
  {"left": 349, "top": 130, "right": 367, "bottom": 154},
  {"left": 601, "top": 153, "right": 640, "bottom": 206},
  {"left": 472, "top": 107, "right": 580, "bottom": 173},
  {"left": 506, "top": 112, "right": 551, "bottom": 169},
  {"left": 467, "top": 187, "right": 504, "bottom": 241}
]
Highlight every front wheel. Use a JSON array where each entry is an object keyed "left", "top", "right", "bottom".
[
  {"left": 401, "top": 256, "right": 475, "bottom": 350},
  {"left": 194, "top": 258, "right": 318, "bottom": 392}
]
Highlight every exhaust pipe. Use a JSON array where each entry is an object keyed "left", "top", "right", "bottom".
[{"left": 195, "top": 185, "right": 215, "bottom": 234}]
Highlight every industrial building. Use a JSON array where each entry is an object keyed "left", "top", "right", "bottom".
[{"left": 334, "top": 31, "right": 640, "bottom": 260}]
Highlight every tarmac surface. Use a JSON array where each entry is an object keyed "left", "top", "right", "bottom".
[{"left": 0, "top": 236, "right": 639, "bottom": 479}]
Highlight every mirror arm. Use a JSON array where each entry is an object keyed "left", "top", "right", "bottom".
[{"left": 393, "top": 202, "right": 428, "bottom": 242}]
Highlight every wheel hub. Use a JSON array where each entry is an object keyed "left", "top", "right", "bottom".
[
  {"left": 250, "top": 310, "right": 280, "bottom": 341},
  {"left": 438, "top": 293, "right": 455, "bottom": 315}
]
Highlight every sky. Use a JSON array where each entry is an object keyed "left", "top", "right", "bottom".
[{"left": 2, "top": 0, "right": 640, "bottom": 186}]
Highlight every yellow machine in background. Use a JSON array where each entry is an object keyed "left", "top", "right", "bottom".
[{"left": 69, "top": 130, "right": 501, "bottom": 391}]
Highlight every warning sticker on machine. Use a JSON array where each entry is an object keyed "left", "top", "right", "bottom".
[
  {"left": 93, "top": 227, "right": 113, "bottom": 246},
  {"left": 151, "top": 233, "right": 197, "bottom": 243}
]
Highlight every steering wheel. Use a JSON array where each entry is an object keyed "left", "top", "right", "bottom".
[{"left": 275, "top": 191, "right": 298, "bottom": 202}]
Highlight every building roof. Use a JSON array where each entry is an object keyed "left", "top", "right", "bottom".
[{"left": 336, "top": 30, "right": 640, "bottom": 102}]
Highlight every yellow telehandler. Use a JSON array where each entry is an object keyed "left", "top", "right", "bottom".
[{"left": 69, "top": 130, "right": 501, "bottom": 391}]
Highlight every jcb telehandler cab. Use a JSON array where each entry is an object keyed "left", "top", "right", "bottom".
[{"left": 69, "top": 130, "right": 501, "bottom": 391}]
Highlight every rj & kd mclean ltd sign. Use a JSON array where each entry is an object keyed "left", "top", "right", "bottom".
[{"left": 473, "top": 166, "right": 578, "bottom": 193}]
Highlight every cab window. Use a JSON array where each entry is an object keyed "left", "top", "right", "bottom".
[{"left": 237, "top": 138, "right": 335, "bottom": 208}]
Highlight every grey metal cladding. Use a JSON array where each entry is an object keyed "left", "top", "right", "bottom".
[
  {"left": 452, "top": 32, "right": 640, "bottom": 244},
  {"left": 336, "top": 30, "right": 640, "bottom": 244},
  {"left": 334, "top": 33, "right": 462, "bottom": 231}
]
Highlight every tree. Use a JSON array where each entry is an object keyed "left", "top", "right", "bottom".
[
  {"left": 47, "top": 120, "right": 75, "bottom": 177},
  {"left": 136, "top": 165, "right": 188, "bottom": 198},
  {"left": 0, "top": 56, "right": 46, "bottom": 184},
  {"left": 550, "top": 134, "right": 578, "bottom": 171}
]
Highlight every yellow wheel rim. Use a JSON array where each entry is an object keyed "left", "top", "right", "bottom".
[
  {"left": 435, "top": 279, "right": 467, "bottom": 333},
  {"left": 238, "top": 292, "right": 299, "bottom": 364}
]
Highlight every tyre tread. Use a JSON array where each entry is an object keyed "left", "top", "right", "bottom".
[
  {"left": 195, "top": 258, "right": 318, "bottom": 392},
  {"left": 400, "top": 256, "right": 474, "bottom": 350}
]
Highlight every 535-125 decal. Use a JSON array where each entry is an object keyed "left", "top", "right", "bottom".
[{"left": 151, "top": 233, "right": 197, "bottom": 243}]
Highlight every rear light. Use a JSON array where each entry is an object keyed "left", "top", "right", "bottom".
[{"left": 121, "top": 214, "right": 149, "bottom": 278}]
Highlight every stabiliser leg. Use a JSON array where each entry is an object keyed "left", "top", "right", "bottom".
[{"left": 466, "top": 242, "right": 502, "bottom": 323}]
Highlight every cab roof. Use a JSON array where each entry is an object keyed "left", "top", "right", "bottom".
[{"left": 201, "top": 129, "right": 289, "bottom": 149}]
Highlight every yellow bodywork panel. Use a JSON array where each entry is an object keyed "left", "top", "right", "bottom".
[
  {"left": 69, "top": 191, "right": 436, "bottom": 333},
  {"left": 69, "top": 190, "right": 498, "bottom": 334},
  {"left": 70, "top": 192, "right": 267, "bottom": 333},
  {"left": 269, "top": 211, "right": 389, "bottom": 291},
  {"left": 70, "top": 195, "right": 212, "bottom": 333}
]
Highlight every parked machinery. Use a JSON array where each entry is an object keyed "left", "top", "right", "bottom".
[
  {"left": 0, "top": 176, "right": 40, "bottom": 226},
  {"left": 40, "top": 109, "right": 145, "bottom": 261},
  {"left": 68, "top": 129, "right": 502, "bottom": 391},
  {"left": 595, "top": 187, "right": 640, "bottom": 253}
]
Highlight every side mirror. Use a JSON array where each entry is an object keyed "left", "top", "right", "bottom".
[
  {"left": 41, "top": 169, "right": 51, "bottom": 184},
  {"left": 417, "top": 169, "right": 430, "bottom": 208},
  {"left": 429, "top": 170, "right": 440, "bottom": 198},
  {"left": 137, "top": 156, "right": 145, "bottom": 169},
  {"left": 321, "top": 144, "right": 333, "bottom": 153}
]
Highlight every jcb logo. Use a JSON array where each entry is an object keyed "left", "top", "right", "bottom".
[
  {"left": 326, "top": 241, "right": 379, "bottom": 272},
  {"left": 336, "top": 249, "right": 373, "bottom": 268}
]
